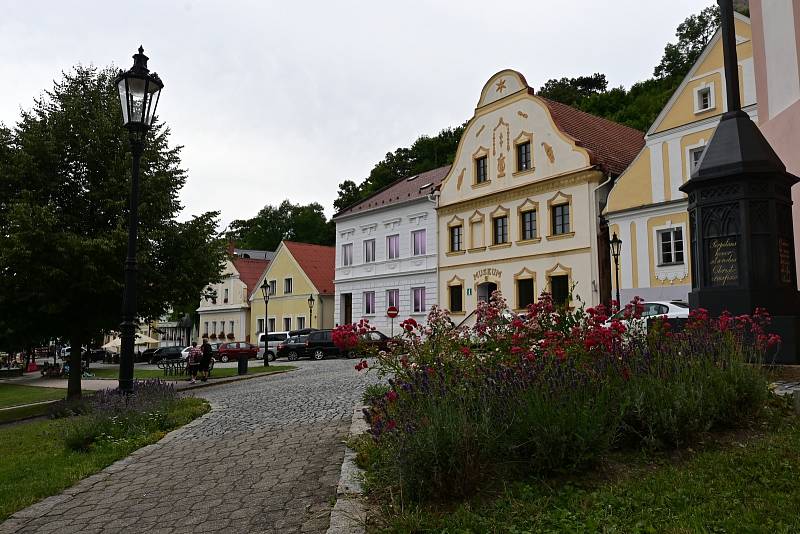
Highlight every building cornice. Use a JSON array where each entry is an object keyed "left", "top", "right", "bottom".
[
  {"left": 437, "top": 168, "right": 602, "bottom": 216},
  {"left": 333, "top": 196, "right": 434, "bottom": 223},
  {"left": 335, "top": 268, "right": 437, "bottom": 284},
  {"left": 605, "top": 198, "right": 688, "bottom": 219}
]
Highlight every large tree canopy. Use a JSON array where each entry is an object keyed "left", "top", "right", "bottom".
[
  {"left": 0, "top": 66, "right": 226, "bottom": 397},
  {"left": 226, "top": 200, "right": 335, "bottom": 251}
]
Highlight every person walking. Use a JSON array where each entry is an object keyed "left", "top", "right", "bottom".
[
  {"left": 199, "top": 339, "right": 213, "bottom": 382},
  {"left": 187, "top": 341, "right": 201, "bottom": 384}
]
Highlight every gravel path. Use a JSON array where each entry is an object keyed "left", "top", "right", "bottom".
[{"left": 1, "top": 359, "right": 375, "bottom": 534}]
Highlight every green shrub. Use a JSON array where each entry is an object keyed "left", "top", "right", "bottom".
[{"left": 362, "top": 384, "right": 390, "bottom": 406}]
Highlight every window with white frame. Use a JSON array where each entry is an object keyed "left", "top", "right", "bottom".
[
  {"left": 284, "top": 277, "right": 293, "bottom": 294},
  {"left": 364, "top": 239, "right": 375, "bottom": 263},
  {"left": 694, "top": 84, "right": 714, "bottom": 113},
  {"left": 297, "top": 316, "right": 305, "bottom": 329},
  {"left": 387, "top": 234, "right": 399, "bottom": 259},
  {"left": 229, "top": 321, "right": 234, "bottom": 334},
  {"left": 224, "top": 288, "right": 229, "bottom": 303},
  {"left": 412, "top": 287, "right": 426, "bottom": 313},
  {"left": 658, "top": 227, "right": 684, "bottom": 265},
  {"left": 268, "top": 318, "right": 276, "bottom": 332},
  {"left": 283, "top": 317, "right": 292, "bottom": 331},
  {"left": 204, "top": 322, "right": 209, "bottom": 335},
  {"left": 387, "top": 288, "right": 399, "bottom": 309},
  {"left": 212, "top": 321, "right": 217, "bottom": 334},
  {"left": 411, "top": 229, "right": 426, "bottom": 256},
  {"left": 342, "top": 243, "right": 353, "bottom": 266},
  {"left": 689, "top": 146, "right": 705, "bottom": 173},
  {"left": 268, "top": 280, "right": 277, "bottom": 296},
  {"left": 364, "top": 291, "right": 375, "bottom": 314},
  {"left": 257, "top": 318, "right": 264, "bottom": 333}
]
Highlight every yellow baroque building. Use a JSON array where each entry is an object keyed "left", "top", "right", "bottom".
[
  {"left": 605, "top": 13, "right": 757, "bottom": 303},
  {"left": 437, "top": 69, "right": 644, "bottom": 317}
]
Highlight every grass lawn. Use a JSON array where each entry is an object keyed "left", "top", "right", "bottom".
[
  {"left": 89, "top": 364, "right": 295, "bottom": 380},
  {"left": 0, "top": 384, "right": 66, "bottom": 408},
  {"left": 0, "top": 396, "right": 209, "bottom": 521},
  {"left": 371, "top": 415, "right": 800, "bottom": 533}
]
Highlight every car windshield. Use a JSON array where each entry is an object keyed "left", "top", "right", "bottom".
[{"left": 670, "top": 301, "right": 690, "bottom": 308}]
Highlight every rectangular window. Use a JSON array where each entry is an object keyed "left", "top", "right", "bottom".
[
  {"left": 690, "top": 146, "right": 705, "bottom": 173},
  {"left": 364, "top": 291, "right": 375, "bottom": 314},
  {"left": 658, "top": 227, "right": 684, "bottom": 265},
  {"left": 550, "top": 275, "right": 570, "bottom": 307},
  {"left": 493, "top": 216, "right": 509, "bottom": 244},
  {"left": 412, "top": 287, "right": 426, "bottom": 313},
  {"left": 517, "top": 141, "right": 531, "bottom": 171},
  {"left": 449, "top": 285, "right": 463, "bottom": 313},
  {"left": 342, "top": 243, "right": 353, "bottom": 266},
  {"left": 449, "top": 225, "right": 463, "bottom": 252},
  {"left": 212, "top": 321, "right": 217, "bottom": 334},
  {"left": 229, "top": 321, "right": 234, "bottom": 334},
  {"left": 471, "top": 220, "right": 484, "bottom": 248},
  {"left": 387, "top": 289, "right": 399, "bottom": 309},
  {"left": 284, "top": 278, "right": 293, "bottom": 294},
  {"left": 475, "top": 156, "right": 488, "bottom": 183},
  {"left": 283, "top": 317, "right": 291, "bottom": 331},
  {"left": 204, "top": 322, "right": 209, "bottom": 335},
  {"left": 268, "top": 280, "right": 277, "bottom": 296},
  {"left": 387, "top": 234, "right": 399, "bottom": 259},
  {"left": 364, "top": 239, "right": 375, "bottom": 263},
  {"left": 517, "top": 278, "right": 535, "bottom": 309},
  {"left": 268, "top": 318, "right": 276, "bottom": 333},
  {"left": 412, "top": 229, "right": 426, "bottom": 256},
  {"left": 698, "top": 87, "right": 711, "bottom": 110},
  {"left": 297, "top": 316, "right": 305, "bottom": 329},
  {"left": 224, "top": 288, "right": 229, "bottom": 303},
  {"left": 257, "top": 318, "right": 264, "bottom": 333},
  {"left": 521, "top": 210, "right": 537, "bottom": 240},
  {"left": 552, "top": 204, "right": 570, "bottom": 235}
]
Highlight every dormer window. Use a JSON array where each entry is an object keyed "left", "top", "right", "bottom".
[
  {"left": 694, "top": 83, "right": 715, "bottom": 114},
  {"left": 475, "top": 156, "right": 488, "bottom": 184},
  {"left": 517, "top": 141, "right": 531, "bottom": 171}
]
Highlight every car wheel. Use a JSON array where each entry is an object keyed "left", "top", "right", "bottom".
[
  {"left": 313, "top": 349, "right": 325, "bottom": 361},
  {"left": 256, "top": 353, "right": 264, "bottom": 360},
  {"left": 267, "top": 351, "right": 276, "bottom": 362},
  {"left": 288, "top": 351, "right": 299, "bottom": 361},
  {"left": 220, "top": 354, "right": 229, "bottom": 363}
]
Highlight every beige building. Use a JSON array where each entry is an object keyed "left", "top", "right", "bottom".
[
  {"left": 249, "top": 241, "right": 335, "bottom": 336},
  {"left": 437, "top": 69, "right": 643, "bottom": 316},
  {"left": 197, "top": 255, "right": 270, "bottom": 343},
  {"left": 604, "top": 13, "right": 757, "bottom": 302}
]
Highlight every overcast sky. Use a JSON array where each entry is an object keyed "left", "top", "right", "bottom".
[{"left": 1, "top": 0, "right": 709, "bottom": 227}]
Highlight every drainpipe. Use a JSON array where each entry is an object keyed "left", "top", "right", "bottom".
[
  {"left": 426, "top": 188, "right": 441, "bottom": 312},
  {"left": 592, "top": 173, "right": 614, "bottom": 304}
]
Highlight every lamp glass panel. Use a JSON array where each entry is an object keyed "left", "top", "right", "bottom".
[
  {"left": 125, "top": 76, "right": 147, "bottom": 124},
  {"left": 144, "top": 84, "right": 161, "bottom": 126},
  {"left": 117, "top": 79, "right": 130, "bottom": 124}
]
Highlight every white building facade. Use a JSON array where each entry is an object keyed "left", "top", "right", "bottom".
[{"left": 333, "top": 166, "right": 448, "bottom": 335}]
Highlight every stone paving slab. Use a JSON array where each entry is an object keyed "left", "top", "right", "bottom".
[{"left": 1, "top": 359, "right": 375, "bottom": 534}]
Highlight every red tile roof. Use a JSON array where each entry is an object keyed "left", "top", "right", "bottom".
[
  {"left": 334, "top": 165, "right": 450, "bottom": 218},
  {"left": 283, "top": 241, "right": 336, "bottom": 295},
  {"left": 232, "top": 258, "right": 270, "bottom": 299},
  {"left": 537, "top": 95, "right": 645, "bottom": 176}
]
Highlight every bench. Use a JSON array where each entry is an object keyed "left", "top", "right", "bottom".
[{"left": 156, "top": 358, "right": 215, "bottom": 377}]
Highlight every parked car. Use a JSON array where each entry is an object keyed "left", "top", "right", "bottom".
[
  {"left": 304, "top": 330, "right": 341, "bottom": 360},
  {"left": 256, "top": 332, "right": 290, "bottom": 361},
  {"left": 608, "top": 300, "right": 690, "bottom": 332},
  {"left": 136, "top": 347, "right": 158, "bottom": 363},
  {"left": 217, "top": 342, "right": 258, "bottom": 362},
  {"left": 276, "top": 335, "right": 309, "bottom": 361},
  {"left": 359, "top": 331, "right": 392, "bottom": 354},
  {"left": 88, "top": 348, "right": 113, "bottom": 363},
  {"left": 149, "top": 346, "right": 183, "bottom": 364},
  {"left": 59, "top": 346, "right": 87, "bottom": 360}
]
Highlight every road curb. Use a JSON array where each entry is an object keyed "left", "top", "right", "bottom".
[
  {"left": 327, "top": 405, "right": 368, "bottom": 534},
  {"left": 176, "top": 367, "right": 296, "bottom": 392}
]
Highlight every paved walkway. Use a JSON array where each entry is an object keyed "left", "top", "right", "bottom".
[{"left": 1, "top": 359, "right": 375, "bottom": 534}]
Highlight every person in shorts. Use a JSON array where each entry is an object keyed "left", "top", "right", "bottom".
[
  {"left": 199, "top": 339, "right": 213, "bottom": 382},
  {"left": 187, "top": 341, "right": 201, "bottom": 384}
]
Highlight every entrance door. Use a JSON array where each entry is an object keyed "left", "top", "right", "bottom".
[
  {"left": 477, "top": 282, "right": 498, "bottom": 303},
  {"left": 342, "top": 293, "right": 352, "bottom": 325}
]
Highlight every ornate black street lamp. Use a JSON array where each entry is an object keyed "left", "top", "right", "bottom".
[
  {"left": 610, "top": 232, "right": 622, "bottom": 308},
  {"left": 115, "top": 46, "right": 164, "bottom": 393},
  {"left": 261, "top": 279, "right": 271, "bottom": 366},
  {"left": 307, "top": 294, "right": 315, "bottom": 329}
]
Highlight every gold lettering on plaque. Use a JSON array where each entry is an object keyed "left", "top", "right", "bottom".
[{"left": 709, "top": 237, "right": 738, "bottom": 286}]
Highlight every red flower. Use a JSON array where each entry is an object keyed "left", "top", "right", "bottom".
[
  {"left": 385, "top": 390, "right": 398, "bottom": 402},
  {"left": 386, "top": 419, "right": 397, "bottom": 431}
]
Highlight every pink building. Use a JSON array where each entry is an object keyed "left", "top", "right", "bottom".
[{"left": 751, "top": 0, "right": 800, "bottom": 285}]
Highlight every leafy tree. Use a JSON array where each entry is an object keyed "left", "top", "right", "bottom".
[
  {"left": 654, "top": 6, "right": 721, "bottom": 79},
  {"left": 333, "top": 180, "right": 362, "bottom": 212},
  {"left": 0, "top": 66, "right": 226, "bottom": 398},
  {"left": 227, "top": 200, "right": 335, "bottom": 251},
  {"left": 537, "top": 74, "right": 609, "bottom": 107}
]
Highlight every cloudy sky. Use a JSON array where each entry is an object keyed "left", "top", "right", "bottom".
[{"left": 1, "top": 0, "right": 708, "bottom": 227}]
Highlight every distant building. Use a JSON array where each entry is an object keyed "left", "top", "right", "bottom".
[
  {"left": 332, "top": 166, "right": 446, "bottom": 334},
  {"left": 604, "top": 13, "right": 757, "bottom": 303},
  {"left": 751, "top": 0, "right": 800, "bottom": 286},
  {"left": 197, "top": 255, "right": 270, "bottom": 343},
  {"left": 437, "top": 69, "right": 643, "bottom": 317},
  {"left": 249, "top": 241, "right": 336, "bottom": 336}
]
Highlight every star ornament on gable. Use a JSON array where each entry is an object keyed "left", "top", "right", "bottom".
[{"left": 495, "top": 79, "right": 506, "bottom": 93}]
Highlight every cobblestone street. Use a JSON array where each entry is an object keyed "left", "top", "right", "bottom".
[{"left": 1, "top": 359, "right": 375, "bottom": 534}]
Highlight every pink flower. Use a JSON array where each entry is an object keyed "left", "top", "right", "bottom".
[{"left": 385, "top": 390, "right": 398, "bottom": 402}]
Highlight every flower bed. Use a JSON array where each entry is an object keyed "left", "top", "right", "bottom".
[{"left": 354, "top": 293, "right": 776, "bottom": 502}]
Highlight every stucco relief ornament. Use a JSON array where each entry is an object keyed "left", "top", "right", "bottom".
[
  {"left": 655, "top": 270, "right": 688, "bottom": 284},
  {"left": 497, "top": 154, "right": 506, "bottom": 178},
  {"left": 495, "top": 79, "right": 506, "bottom": 93},
  {"left": 456, "top": 168, "right": 465, "bottom": 191},
  {"left": 542, "top": 142, "right": 555, "bottom": 164}
]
